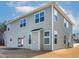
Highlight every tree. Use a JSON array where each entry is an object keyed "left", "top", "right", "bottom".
[
  {"left": 0, "top": 21, "right": 7, "bottom": 45},
  {"left": 0, "top": 21, "right": 7, "bottom": 33}
]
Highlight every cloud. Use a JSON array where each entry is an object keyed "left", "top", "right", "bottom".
[
  {"left": 15, "top": 6, "right": 35, "bottom": 13},
  {"left": 73, "top": 17, "right": 79, "bottom": 33},
  {"left": 59, "top": 5, "right": 76, "bottom": 25},
  {"left": 6, "top": 1, "right": 28, "bottom": 7},
  {"left": 58, "top": 4, "right": 78, "bottom": 33}
]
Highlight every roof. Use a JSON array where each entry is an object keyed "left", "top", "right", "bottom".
[{"left": 6, "top": 2, "right": 74, "bottom": 25}]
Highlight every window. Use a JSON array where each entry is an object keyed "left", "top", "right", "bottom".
[
  {"left": 53, "top": 9, "right": 57, "bottom": 21},
  {"left": 10, "top": 38, "right": 12, "bottom": 42},
  {"left": 44, "top": 31, "right": 50, "bottom": 44},
  {"left": 18, "top": 37, "right": 24, "bottom": 47},
  {"left": 23, "top": 19, "right": 26, "bottom": 26},
  {"left": 35, "top": 11, "right": 44, "bottom": 23},
  {"left": 35, "top": 13, "right": 39, "bottom": 23},
  {"left": 20, "top": 20, "right": 23, "bottom": 27},
  {"left": 54, "top": 38, "right": 57, "bottom": 44},
  {"left": 44, "top": 38, "right": 49, "bottom": 44},
  {"left": 44, "top": 32, "right": 49, "bottom": 36},
  {"left": 20, "top": 19, "right": 27, "bottom": 27},
  {"left": 40, "top": 12, "right": 44, "bottom": 22},
  {"left": 54, "top": 31, "right": 58, "bottom": 44},
  {"left": 64, "top": 18, "right": 69, "bottom": 28},
  {"left": 29, "top": 35, "right": 31, "bottom": 44},
  {"left": 64, "top": 35, "right": 66, "bottom": 44},
  {"left": 8, "top": 28, "right": 10, "bottom": 31}
]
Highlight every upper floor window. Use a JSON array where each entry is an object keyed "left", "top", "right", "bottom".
[
  {"left": 53, "top": 9, "right": 58, "bottom": 21},
  {"left": 40, "top": 12, "right": 44, "bottom": 22},
  {"left": 20, "top": 19, "right": 27, "bottom": 27},
  {"left": 35, "top": 13, "right": 39, "bottom": 23},
  {"left": 35, "top": 11, "right": 44, "bottom": 23},
  {"left": 64, "top": 18, "right": 69, "bottom": 28}
]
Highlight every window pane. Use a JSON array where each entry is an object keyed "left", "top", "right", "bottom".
[
  {"left": 40, "top": 12, "right": 44, "bottom": 17},
  {"left": 54, "top": 38, "right": 57, "bottom": 44},
  {"left": 64, "top": 23, "right": 66, "bottom": 27},
  {"left": 20, "top": 20, "right": 23, "bottom": 24},
  {"left": 54, "top": 31, "right": 58, "bottom": 44},
  {"left": 23, "top": 19, "right": 26, "bottom": 26},
  {"left": 40, "top": 17, "right": 44, "bottom": 22},
  {"left": 45, "top": 32, "right": 49, "bottom": 36},
  {"left": 54, "top": 15, "right": 57, "bottom": 21},
  {"left": 10, "top": 38, "right": 12, "bottom": 42},
  {"left": 64, "top": 39, "right": 66, "bottom": 44},
  {"left": 35, "top": 19, "right": 39, "bottom": 23},
  {"left": 20, "top": 20, "right": 23, "bottom": 27},
  {"left": 64, "top": 35, "right": 66, "bottom": 44},
  {"left": 23, "top": 19, "right": 26, "bottom": 23},
  {"left": 23, "top": 23, "right": 26, "bottom": 26},
  {"left": 35, "top": 13, "right": 39, "bottom": 23},
  {"left": 8, "top": 28, "right": 10, "bottom": 31},
  {"left": 20, "top": 24, "right": 22, "bottom": 27},
  {"left": 54, "top": 9, "right": 57, "bottom": 16},
  {"left": 29, "top": 35, "right": 31, "bottom": 44},
  {"left": 35, "top": 13, "right": 39, "bottom": 19},
  {"left": 55, "top": 35, "right": 57, "bottom": 37},
  {"left": 40, "top": 12, "right": 44, "bottom": 22},
  {"left": 18, "top": 38, "right": 24, "bottom": 47},
  {"left": 44, "top": 38, "right": 49, "bottom": 44},
  {"left": 67, "top": 22, "right": 69, "bottom": 28},
  {"left": 64, "top": 19, "right": 69, "bottom": 28}
]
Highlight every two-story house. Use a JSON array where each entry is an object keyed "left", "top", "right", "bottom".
[{"left": 4, "top": 2, "right": 74, "bottom": 51}]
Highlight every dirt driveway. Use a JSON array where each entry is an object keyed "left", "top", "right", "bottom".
[
  {"left": 32, "top": 43, "right": 79, "bottom": 58},
  {"left": 0, "top": 43, "right": 79, "bottom": 58}
]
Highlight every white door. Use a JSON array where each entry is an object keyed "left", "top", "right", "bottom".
[{"left": 31, "top": 30, "right": 40, "bottom": 51}]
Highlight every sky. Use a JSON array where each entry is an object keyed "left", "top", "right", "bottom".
[{"left": 0, "top": 1, "right": 78, "bottom": 33}]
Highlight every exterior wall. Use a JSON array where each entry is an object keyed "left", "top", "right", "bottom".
[
  {"left": 53, "top": 8, "right": 73, "bottom": 50},
  {"left": 4, "top": 6, "right": 53, "bottom": 50},
  {"left": 4, "top": 3, "right": 73, "bottom": 51}
]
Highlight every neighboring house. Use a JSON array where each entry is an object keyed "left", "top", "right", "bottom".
[
  {"left": 4, "top": 2, "right": 74, "bottom": 51},
  {"left": 0, "top": 29, "right": 4, "bottom": 45},
  {"left": 72, "top": 33, "right": 79, "bottom": 43}
]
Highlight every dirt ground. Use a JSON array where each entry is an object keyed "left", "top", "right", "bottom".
[
  {"left": 32, "top": 43, "right": 79, "bottom": 58},
  {"left": 0, "top": 43, "right": 79, "bottom": 58}
]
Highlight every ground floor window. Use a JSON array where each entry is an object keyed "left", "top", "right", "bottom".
[
  {"left": 54, "top": 31, "right": 58, "bottom": 44},
  {"left": 10, "top": 38, "right": 12, "bottom": 42},
  {"left": 44, "top": 31, "right": 50, "bottom": 44},
  {"left": 18, "top": 37, "right": 24, "bottom": 47},
  {"left": 29, "top": 34, "right": 31, "bottom": 44},
  {"left": 64, "top": 35, "right": 66, "bottom": 44}
]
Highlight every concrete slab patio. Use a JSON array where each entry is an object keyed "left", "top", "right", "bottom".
[{"left": 0, "top": 43, "right": 79, "bottom": 58}]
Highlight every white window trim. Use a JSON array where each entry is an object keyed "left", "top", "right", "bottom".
[
  {"left": 54, "top": 30, "right": 58, "bottom": 44},
  {"left": 34, "top": 12, "right": 40, "bottom": 23},
  {"left": 43, "top": 30, "right": 50, "bottom": 45},
  {"left": 64, "top": 18, "right": 69, "bottom": 28},
  {"left": 54, "top": 8, "right": 57, "bottom": 16},
  {"left": 53, "top": 8, "right": 58, "bottom": 22},
  {"left": 20, "top": 18, "right": 27, "bottom": 26},
  {"left": 34, "top": 10, "right": 45, "bottom": 24}
]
